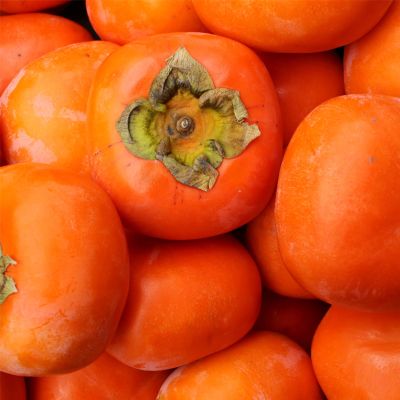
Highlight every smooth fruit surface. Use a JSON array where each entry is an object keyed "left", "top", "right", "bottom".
[
  {"left": 107, "top": 235, "right": 261, "bottom": 370},
  {"left": 312, "top": 306, "right": 400, "bottom": 399},
  {"left": 345, "top": 0, "right": 400, "bottom": 97},
  {"left": 157, "top": 331, "right": 322, "bottom": 399},
  {"left": 0, "top": 13, "right": 92, "bottom": 95},
  {"left": 276, "top": 95, "right": 400, "bottom": 310},
  {"left": 0, "top": 163, "right": 129, "bottom": 376},
  {"left": 192, "top": 0, "right": 393, "bottom": 52},
  {"left": 0, "top": 41, "right": 118, "bottom": 174}
]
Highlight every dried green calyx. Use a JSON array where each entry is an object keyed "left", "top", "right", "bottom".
[
  {"left": 0, "top": 244, "right": 17, "bottom": 304},
  {"left": 116, "top": 47, "right": 261, "bottom": 191}
]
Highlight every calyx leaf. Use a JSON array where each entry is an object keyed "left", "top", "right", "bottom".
[
  {"left": 116, "top": 47, "right": 261, "bottom": 191},
  {"left": 0, "top": 244, "right": 17, "bottom": 304}
]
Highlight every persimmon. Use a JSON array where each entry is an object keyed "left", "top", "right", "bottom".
[
  {"left": 0, "top": 13, "right": 92, "bottom": 95},
  {"left": 312, "top": 306, "right": 400, "bottom": 399},
  {"left": 157, "top": 331, "right": 322, "bottom": 399},
  {"left": 107, "top": 234, "right": 261, "bottom": 370},
  {"left": 260, "top": 52, "right": 344, "bottom": 146},
  {"left": 86, "top": 0, "right": 206, "bottom": 45},
  {"left": 276, "top": 95, "right": 400, "bottom": 310},
  {"left": 0, "top": 372, "right": 26, "bottom": 400},
  {"left": 28, "top": 352, "right": 168, "bottom": 400},
  {"left": 87, "top": 32, "right": 282, "bottom": 239},
  {"left": 344, "top": 0, "right": 400, "bottom": 97},
  {"left": 0, "top": 0, "right": 69, "bottom": 13},
  {"left": 0, "top": 163, "right": 129, "bottom": 376},
  {"left": 255, "top": 291, "right": 329, "bottom": 352},
  {"left": 0, "top": 41, "right": 118, "bottom": 174},
  {"left": 246, "top": 195, "right": 313, "bottom": 298},
  {"left": 192, "top": 0, "right": 392, "bottom": 52}
]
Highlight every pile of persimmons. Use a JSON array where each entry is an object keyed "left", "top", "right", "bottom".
[{"left": 0, "top": 0, "right": 399, "bottom": 399}]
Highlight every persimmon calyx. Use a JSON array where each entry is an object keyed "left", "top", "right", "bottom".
[
  {"left": 116, "top": 47, "right": 261, "bottom": 191},
  {"left": 0, "top": 244, "right": 17, "bottom": 304}
]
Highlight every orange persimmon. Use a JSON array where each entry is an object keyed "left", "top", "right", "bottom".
[
  {"left": 312, "top": 306, "right": 400, "bottom": 399},
  {"left": 86, "top": 0, "right": 206, "bottom": 45},
  {"left": 107, "top": 235, "right": 261, "bottom": 371},
  {"left": 344, "top": 0, "right": 400, "bottom": 97},
  {"left": 0, "top": 13, "right": 92, "bottom": 95},
  {"left": 0, "top": 163, "right": 129, "bottom": 376},
  {"left": 157, "top": 331, "right": 322, "bottom": 399},
  {"left": 192, "top": 0, "right": 393, "bottom": 52},
  {"left": 0, "top": 41, "right": 118, "bottom": 174},
  {"left": 87, "top": 32, "right": 282, "bottom": 239},
  {"left": 276, "top": 95, "right": 400, "bottom": 310},
  {"left": 29, "top": 353, "right": 168, "bottom": 400}
]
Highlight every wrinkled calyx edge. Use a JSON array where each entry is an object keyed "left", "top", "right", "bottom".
[
  {"left": 0, "top": 244, "right": 17, "bottom": 304},
  {"left": 116, "top": 47, "right": 261, "bottom": 191}
]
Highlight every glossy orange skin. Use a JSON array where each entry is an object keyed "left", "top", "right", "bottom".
[
  {"left": 0, "top": 372, "right": 26, "bottom": 400},
  {"left": 345, "top": 0, "right": 400, "bottom": 97},
  {"left": 261, "top": 52, "right": 344, "bottom": 146},
  {"left": 29, "top": 352, "right": 168, "bottom": 400},
  {"left": 192, "top": 0, "right": 392, "bottom": 52},
  {"left": 0, "top": 0, "right": 69, "bottom": 13},
  {"left": 0, "top": 41, "right": 118, "bottom": 174},
  {"left": 276, "top": 95, "right": 400, "bottom": 310},
  {"left": 88, "top": 32, "right": 282, "bottom": 239},
  {"left": 246, "top": 195, "right": 313, "bottom": 298},
  {"left": 157, "top": 331, "right": 322, "bottom": 399},
  {"left": 255, "top": 291, "right": 329, "bottom": 352},
  {"left": 107, "top": 235, "right": 261, "bottom": 371},
  {"left": 312, "top": 306, "right": 400, "bottom": 399},
  {"left": 0, "top": 163, "right": 129, "bottom": 376},
  {"left": 0, "top": 13, "right": 92, "bottom": 95},
  {"left": 86, "top": 0, "right": 206, "bottom": 45}
]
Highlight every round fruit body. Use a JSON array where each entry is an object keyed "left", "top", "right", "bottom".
[
  {"left": 87, "top": 32, "right": 282, "bottom": 239},
  {"left": 276, "top": 94, "right": 400, "bottom": 310},
  {"left": 344, "top": 0, "right": 400, "bottom": 97},
  {"left": 0, "top": 372, "right": 26, "bottom": 400},
  {"left": 107, "top": 235, "right": 261, "bottom": 370},
  {"left": 0, "top": 13, "right": 92, "bottom": 95},
  {"left": 0, "top": 41, "right": 118, "bottom": 175},
  {"left": 192, "top": 0, "right": 393, "bottom": 52},
  {"left": 312, "top": 306, "right": 400, "bottom": 400},
  {"left": 246, "top": 195, "right": 313, "bottom": 298},
  {"left": 260, "top": 52, "right": 344, "bottom": 146},
  {"left": 29, "top": 353, "right": 168, "bottom": 400},
  {"left": 86, "top": 0, "right": 206, "bottom": 45},
  {"left": 157, "top": 331, "right": 322, "bottom": 399},
  {"left": 0, "top": 163, "right": 129, "bottom": 376}
]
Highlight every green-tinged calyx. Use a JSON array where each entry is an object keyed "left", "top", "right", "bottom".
[
  {"left": 116, "top": 47, "right": 261, "bottom": 191},
  {"left": 0, "top": 244, "right": 17, "bottom": 304}
]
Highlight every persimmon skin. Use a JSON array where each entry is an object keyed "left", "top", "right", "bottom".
[
  {"left": 87, "top": 32, "right": 282, "bottom": 239},
  {"left": 246, "top": 195, "right": 313, "bottom": 299},
  {"left": 344, "top": 0, "right": 400, "bottom": 97},
  {"left": 312, "top": 306, "right": 400, "bottom": 400},
  {"left": 87, "top": 0, "right": 206, "bottom": 45},
  {"left": 0, "top": 372, "right": 26, "bottom": 400},
  {"left": 28, "top": 353, "right": 168, "bottom": 400},
  {"left": 0, "top": 41, "right": 118, "bottom": 174},
  {"left": 0, "top": 0, "right": 69, "bottom": 13},
  {"left": 260, "top": 52, "right": 344, "bottom": 146},
  {"left": 0, "top": 163, "right": 129, "bottom": 376},
  {"left": 107, "top": 234, "right": 261, "bottom": 371},
  {"left": 157, "top": 331, "right": 322, "bottom": 399},
  {"left": 276, "top": 95, "right": 400, "bottom": 310},
  {"left": 255, "top": 291, "right": 329, "bottom": 352},
  {"left": 192, "top": 0, "right": 393, "bottom": 52},
  {"left": 0, "top": 13, "right": 92, "bottom": 95}
]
